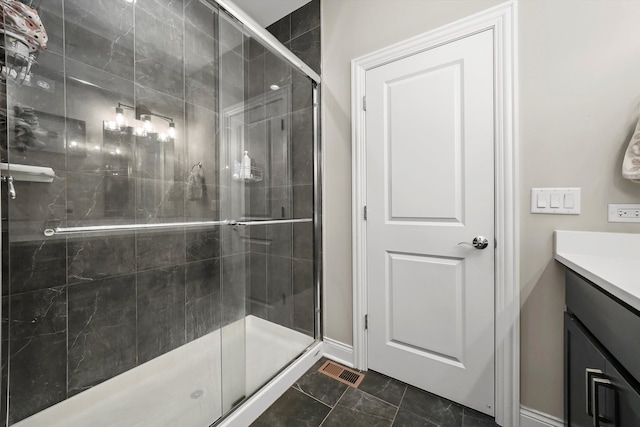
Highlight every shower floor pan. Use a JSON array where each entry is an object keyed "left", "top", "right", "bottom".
[{"left": 13, "top": 315, "right": 315, "bottom": 427}]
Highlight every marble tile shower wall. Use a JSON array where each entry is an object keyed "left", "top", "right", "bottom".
[
  {"left": 244, "top": 0, "right": 320, "bottom": 335},
  {"left": 0, "top": 0, "right": 246, "bottom": 424}
]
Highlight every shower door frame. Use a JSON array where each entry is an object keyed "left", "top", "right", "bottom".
[{"left": 0, "top": 0, "right": 323, "bottom": 425}]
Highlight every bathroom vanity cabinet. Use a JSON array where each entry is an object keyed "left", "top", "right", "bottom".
[{"left": 564, "top": 269, "right": 640, "bottom": 426}]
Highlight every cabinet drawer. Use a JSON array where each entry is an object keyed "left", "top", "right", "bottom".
[{"left": 565, "top": 269, "right": 640, "bottom": 384}]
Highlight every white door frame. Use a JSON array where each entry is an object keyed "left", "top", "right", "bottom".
[{"left": 350, "top": 2, "right": 519, "bottom": 426}]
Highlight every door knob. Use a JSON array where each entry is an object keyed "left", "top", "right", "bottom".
[{"left": 458, "top": 236, "right": 489, "bottom": 249}]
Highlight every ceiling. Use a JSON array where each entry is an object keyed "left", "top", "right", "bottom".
[{"left": 230, "top": 0, "right": 312, "bottom": 27}]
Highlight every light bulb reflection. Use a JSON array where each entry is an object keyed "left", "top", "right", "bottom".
[{"left": 142, "top": 115, "right": 153, "bottom": 133}]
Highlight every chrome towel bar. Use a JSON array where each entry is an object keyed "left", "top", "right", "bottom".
[{"left": 43, "top": 218, "right": 313, "bottom": 236}]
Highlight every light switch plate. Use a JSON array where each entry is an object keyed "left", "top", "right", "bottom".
[
  {"left": 531, "top": 188, "right": 581, "bottom": 214},
  {"left": 608, "top": 204, "right": 640, "bottom": 222}
]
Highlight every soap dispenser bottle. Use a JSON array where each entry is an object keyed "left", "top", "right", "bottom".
[{"left": 242, "top": 151, "right": 252, "bottom": 179}]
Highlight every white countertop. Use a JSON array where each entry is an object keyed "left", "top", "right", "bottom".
[{"left": 555, "top": 230, "right": 640, "bottom": 311}]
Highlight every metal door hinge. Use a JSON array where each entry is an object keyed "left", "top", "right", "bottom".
[
  {"left": 364, "top": 314, "right": 368, "bottom": 330},
  {"left": 363, "top": 206, "right": 367, "bottom": 221},
  {"left": 362, "top": 96, "right": 367, "bottom": 111},
  {"left": 494, "top": 239, "right": 497, "bottom": 249}
]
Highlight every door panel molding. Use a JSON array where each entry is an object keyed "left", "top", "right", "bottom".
[{"left": 351, "top": 2, "right": 518, "bottom": 426}]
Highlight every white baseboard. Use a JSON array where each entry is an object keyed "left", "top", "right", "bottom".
[
  {"left": 322, "top": 337, "right": 354, "bottom": 368},
  {"left": 218, "top": 342, "right": 324, "bottom": 427},
  {"left": 520, "top": 405, "right": 564, "bottom": 427}
]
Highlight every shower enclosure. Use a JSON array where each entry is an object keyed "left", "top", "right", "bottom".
[{"left": 0, "top": 0, "right": 321, "bottom": 425}]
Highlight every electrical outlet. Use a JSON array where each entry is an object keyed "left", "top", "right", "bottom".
[{"left": 608, "top": 204, "right": 640, "bottom": 223}]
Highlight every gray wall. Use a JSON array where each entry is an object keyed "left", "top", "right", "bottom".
[{"left": 321, "top": 0, "right": 640, "bottom": 419}]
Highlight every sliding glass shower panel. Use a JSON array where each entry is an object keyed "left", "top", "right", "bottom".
[{"left": 1, "top": 0, "right": 225, "bottom": 425}]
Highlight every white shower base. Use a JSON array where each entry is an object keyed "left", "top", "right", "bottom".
[{"left": 14, "top": 315, "right": 315, "bottom": 427}]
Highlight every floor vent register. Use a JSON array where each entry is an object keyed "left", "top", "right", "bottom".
[{"left": 318, "top": 360, "right": 365, "bottom": 388}]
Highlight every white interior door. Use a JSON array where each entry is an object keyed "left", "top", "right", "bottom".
[{"left": 365, "top": 29, "right": 495, "bottom": 415}]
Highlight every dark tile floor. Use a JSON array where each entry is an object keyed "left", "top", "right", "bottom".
[{"left": 251, "top": 358, "right": 499, "bottom": 427}]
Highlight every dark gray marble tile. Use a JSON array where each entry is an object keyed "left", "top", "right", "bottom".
[
  {"left": 134, "top": 84, "right": 186, "bottom": 177},
  {"left": 65, "top": 58, "right": 135, "bottom": 173},
  {"left": 8, "top": 332, "right": 67, "bottom": 424},
  {"left": 185, "top": 183, "right": 218, "bottom": 220},
  {"left": 247, "top": 252, "right": 267, "bottom": 318},
  {"left": 323, "top": 387, "right": 396, "bottom": 427},
  {"left": 248, "top": 53, "right": 266, "bottom": 99},
  {"left": 292, "top": 70, "right": 313, "bottom": 113},
  {"left": 8, "top": 286, "right": 66, "bottom": 340},
  {"left": 266, "top": 15, "right": 291, "bottom": 45},
  {"left": 186, "top": 227, "right": 220, "bottom": 262},
  {"left": 292, "top": 108, "right": 314, "bottom": 186},
  {"left": 462, "top": 408, "right": 499, "bottom": 427},
  {"left": 137, "top": 266, "right": 186, "bottom": 363},
  {"left": 247, "top": 185, "right": 268, "bottom": 220},
  {"left": 185, "top": 23, "right": 218, "bottom": 111},
  {"left": 293, "top": 258, "right": 314, "bottom": 336},
  {"left": 293, "top": 184, "right": 313, "bottom": 218},
  {"left": 136, "top": 177, "right": 185, "bottom": 222},
  {"left": 269, "top": 186, "right": 293, "bottom": 219},
  {"left": 219, "top": 49, "right": 244, "bottom": 108},
  {"left": 137, "top": 0, "right": 184, "bottom": 21},
  {"left": 247, "top": 223, "right": 269, "bottom": 254},
  {"left": 67, "top": 275, "right": 136, "bottom": 395},
  {"left": 359, "top": 370, "right": 407, "bottom": 407},
  {"left": 246, "top": 37, "right": 266, "bottom": 62},
  {"left": 186, "top": 291, "right": 220, "bottom": 341},
  {"left": 67, "top": 234, "right": 136, "bottom": 283},
  {"left": 221, "top": 254, "right": 246, "bottom": 325},
  {"left": 135, "top": 7, "right": 184, "bottom": 99},
  {"left": 264, "top": 50, "right": 291, "bottom": 89},
  {"left": 392, "top": 408, "right": 439, "bottom": 427},
  {"left": 290, "top": 26, "right": 321, "bottom": 76},
  {"left": 8, "top": 173, "right": 66, "bottom": 235},
  {"left": 400, "top": 386, "right": 463, "bottom": 427},
  {"left": 266, "top": 254, "right": 292, "bottom": 328},
  {"left": 9, "top": 240, "right": 66, "bottom": 294},
  {"left": 267, "top": 223, "right": 292, "bottom": 258},
  {"left": 218, "top": 12, "right": 243, "bottom": 57},
  {"left": 222, "top": 224, "right": 248, "bottom": 256},
  {"left": 1, "top": 311, "right": 7, "bottom": 424},
  {"left": 38, "top": 0, "right": 64, "bottom": 55},
  {"left": 136, "top": 230, "right": 186, "bottom": 271},
  {"left": 293, "top": 222, "right": 313, "bottom": 261},
  {"left": 185, "top": 103, "right": 218, "bottom": 189},
  {"left": 186, "top": 258, "right": 220, "bottom": 301},
  {"left": 185, "top": 0, "right": 217, "bottom": 39},
  {"left": 251, "top": 387, "right": 330, "bottom": 427},
  {"left": 67, "top": 172, "right": 134, "bottom": 223},
  {"left": 290, "top": 0, "right": 320, "bottom": 40},
  {"left": 136, "top": 178, "right": 185, "bottom": 223},
  {"left": 293, "top": 358, "right": 347, "bottom": 407},
  {"left": 64, "top": 0, "right": 134, "bottom": 79},
  {"left": 7, "top": 52, "right": 66, "bottom": 171}
]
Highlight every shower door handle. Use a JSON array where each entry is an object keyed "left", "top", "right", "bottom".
[
  {"left": 457, "top": 236, "right": 489, "bottom": 249},
  {"left": 2, "top": 176, "right": 16, "bottom": 200}
]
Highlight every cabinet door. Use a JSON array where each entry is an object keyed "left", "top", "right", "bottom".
[
  {"left": 604, "top": 360, "right": 640, "bottom": 426},
  {"left": 565, "top": 313, "right": 606, "bottom": 427}
]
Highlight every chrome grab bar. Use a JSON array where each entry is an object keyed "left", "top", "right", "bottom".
[
  {"left": 43, "top": 220, "right": 228, "bottom": 237},
  {"left": 43, "top": 218, "right": 313, "bottom": 236},
  {"left": 228, "top": 218, "right": 312, "bottom": 226}
]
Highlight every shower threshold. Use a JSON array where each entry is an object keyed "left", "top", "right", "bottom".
[{"left": 13, "top": 316, "right": 315, "bottom": 427}]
